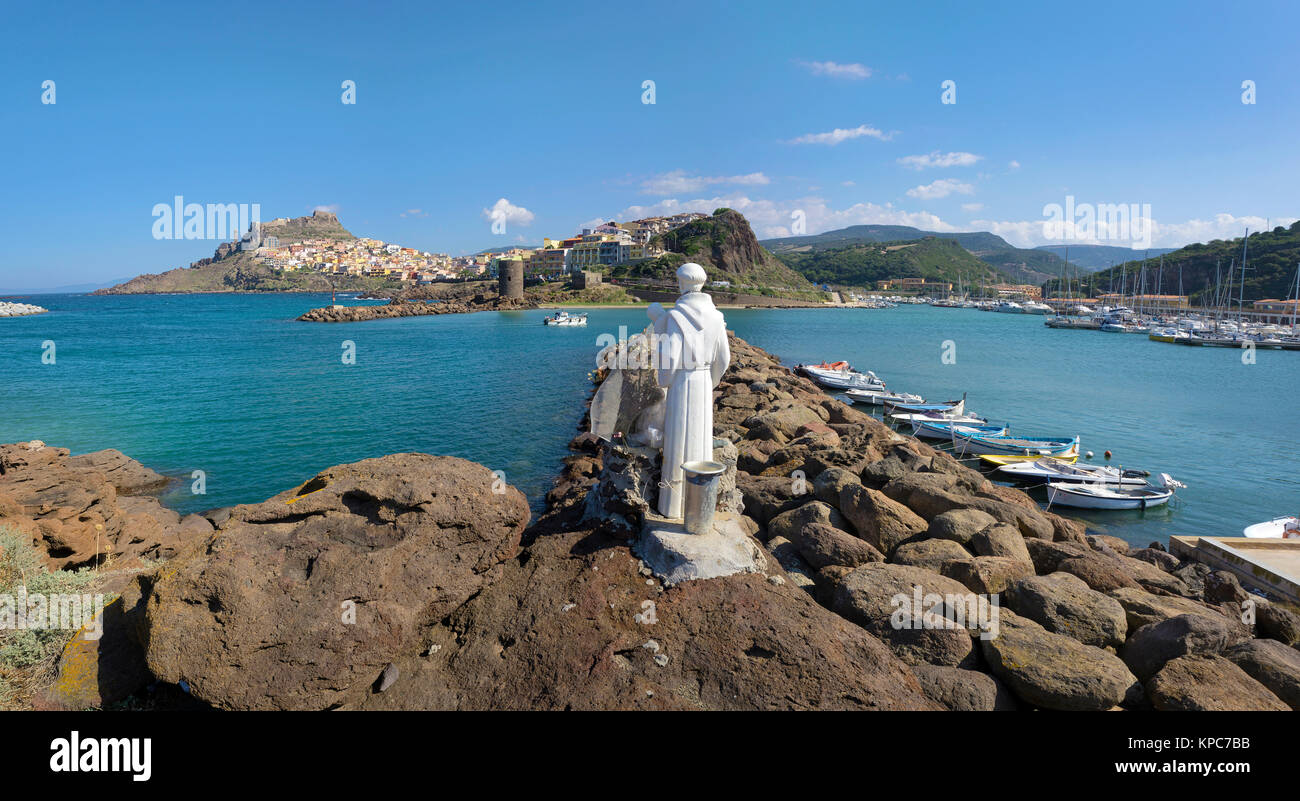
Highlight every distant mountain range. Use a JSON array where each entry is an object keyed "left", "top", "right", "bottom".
[
  {"left": 0, "top": 278, "right": 132, "bottom": 295},
  {"left": 1035, "top": 244, "right": 1177, "bottom": 271},
  {"left": 761, "top": 225, "right": 1075, "bottom": 285}
]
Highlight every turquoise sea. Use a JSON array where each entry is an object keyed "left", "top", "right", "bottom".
[{"left": 2, "top": 293, "right": 1296, "bottom": 548}]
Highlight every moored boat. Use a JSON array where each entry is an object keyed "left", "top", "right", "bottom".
[
  {"left": 1242, "top": 515, "right": 1300, "bottom": 538},
  {"left": 951, "top": 430, "right": 1079, "bottom": 457},
  {"left": 797, "top": 362, "right": 886, "bottom": 390},
  {"left": 910, "top": 420, "right": 1007, "bottom": 441},
  {"left": 1044, "top": 474, "right": 1183, "bottom": 510},
  {"left": 996, "top": 457, "right": 1150, "bottom": 487},
  {"left": 978, "top": 453, "right": 1078, "bottom": 466},
  {"left": 843, "top": 388, "right": 923, "bottom": 406}
]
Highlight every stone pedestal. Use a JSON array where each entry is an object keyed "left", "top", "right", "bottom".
[{"left": 636, "top": 511, "right": 766, "bottom": 585}]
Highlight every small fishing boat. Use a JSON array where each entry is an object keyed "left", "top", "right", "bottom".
[
  {"left": 952, "top": 430, "right": 1079, "bottom": 457},
  {"left": 1242, "top": 515, "right": 1300, "bottom": 538},
  {"left": 1045, "top": 474, "right": 1184, "bottom": 510},
  {"left": 543, "top": 310, "right": 588, "bottom": 326},
  {"left": 885, "top": 398, "right": 965, "bottom": 416},
  {"left": 910, "top": 419, "right": 1007, "bottom": 441},
  {"left": 797, "top": 362, "right": 886, "bottom": 390},
  {"left": 996, "top": 457, "right": 1150, "bottom": 487},
  {"left": 978, "top": 453, "right": 1078, "bottom": 466},
  {"left": 844, "top": 388, "right": 923, "bottom": 406}
]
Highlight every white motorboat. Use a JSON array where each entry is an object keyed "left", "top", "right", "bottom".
[
  {"left": 1045, "top": 474, "right": 1184, "bottom": 510},
  {"left": 798, "top": 362, "right": 886, "bottom": 391},
  {"left": 993, "top": 301, "right": 1025, "bottom": 313},
  {"left": 951, "top": 430, "right": 1079, "bottom": 458},
  {"left": 1242, "top": 515, "right": 1299, "bottom": 539},
  {"left": 1022, "top": 301, "right": 1053, "bottom": 314},
  {"left": 889, "top": 411, "right": 988, "bottom": 426},
  {"left": 543, "top": 311, "right": 588, "bottom": 326},
  {"left": 997, "top": 457, "right": 1150, "bottom": 487},
  {"left": 844, "top": 388, "right": 923, "bottom": 406}
]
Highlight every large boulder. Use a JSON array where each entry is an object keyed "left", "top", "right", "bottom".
[
  {"left": 1107, "top": 586, "right": 1226, "bottom": 631},
  {"left": 127, "top": 454, "right": 531, "bottom": 710},
  {"left": 788, "top": 521, "right": 883, "bottom": 570},
  {"left": 765, "top": 501, "right": 847, "bottom": 544},
  {"left": 911, "top": 665, "right": 1017, "bottom": 711},
  {"left": 980, "top": 610, "right": 1139, "bottom": 711},
  {"left": 831, "top": 563, "right": 987, "bottom": 667},
  {"left": 1222, "top": 639, "right": 1300, "bottom": 710},
  {"left": 926, "top": 508, "right": 997, "bottom": 547},
  {"left": 971, "top": 523, "right": 1032, "bottom": 564},
  {"left": 1256, "top": 602, "right": 1300, "bottom": 646},
  {"left": 838, "top": 484, "right": 928, "bottom": 555},
  {"left": 1120, "top": 613, "right": 1244, "bottom": 680},
  {"left": 944, "top": 556, "right": 1034, "bottom": 595},
  {"left": 1006, "top": 573, "right": 1127, "bottom": 648},
  {"left": 1146, "top": 655, "right": 1289, "bottom": 711},
  {"left": 892, "top": 538, "right": 972, "bottom": 574}
]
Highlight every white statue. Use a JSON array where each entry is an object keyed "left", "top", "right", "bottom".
[{"left": 647, "top": 262, "right": 730, "bottom": 519}]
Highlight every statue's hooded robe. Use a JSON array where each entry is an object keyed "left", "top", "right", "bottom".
[{"left": 652, "top": 291, "right": 730, "bottom": 518}]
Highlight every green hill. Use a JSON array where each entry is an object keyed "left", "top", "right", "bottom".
[
  {"left": 762, "top": 224, "right": 1073, "bottom": 285},
  {"left": 1049, "top": 222, "right": 1300, "bottom": 304},
  {"left": 614, "top": 208, "right": 825, "bottom": 300},
  {"left": 776, "top": 237, "right": 1012, "bottom": 290}
]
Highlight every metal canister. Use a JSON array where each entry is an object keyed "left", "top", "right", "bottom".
[{"left": 680, "top": 460, "right": 727, "bottom": 535}]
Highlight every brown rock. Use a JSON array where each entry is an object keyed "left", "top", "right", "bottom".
[
  {"left": 789, "top": 521, "right": 883, "bottom": 569},
  {"left": 838, "top": 484, "right": 928, "bottom": 555},
  {"left": 945, "top": 556, "right": 1034, "bottom": 595},
  {"left": 1147, "top": 655, "right": 1288, "bottom": 711},
  {"left": 129, "top": 454, "right": 531, "bottom": 710}
]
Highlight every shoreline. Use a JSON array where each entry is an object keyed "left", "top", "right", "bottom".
[{"left": 5, "top": 335, "right": 1296, "bottom": 711}]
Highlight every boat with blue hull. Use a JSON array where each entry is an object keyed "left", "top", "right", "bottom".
[
  {"left": 910, "top": 420, "right": 1007, "bottom": 441},
  {"left": 951, "top": 430, "right": 1080, "bottom": 457}
]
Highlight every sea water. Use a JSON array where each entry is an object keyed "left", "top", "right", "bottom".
[{"left": 1, "top": 294, "right": 1295, "bottom": 548}]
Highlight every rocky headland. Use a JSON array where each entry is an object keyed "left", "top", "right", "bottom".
[
  {"left": 3, "top": 334, "right": 1299, "bottom": 711},
  {"left": 297, "top": 293, "right": 537, "bottom": 322}
]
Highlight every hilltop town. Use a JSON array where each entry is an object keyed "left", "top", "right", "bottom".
[{"left": 97, "top": 209, "right": 711, "bottom": 294}]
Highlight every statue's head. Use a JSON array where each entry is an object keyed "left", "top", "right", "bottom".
[{"left": 677, "top": 262, "right": 707, "bottom": 294}]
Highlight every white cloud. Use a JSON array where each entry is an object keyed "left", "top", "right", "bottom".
[
  {"left": 906, "top": 179, "right": 974, "bottom": 199},
  {"left": 961, "top": 203, "right": 984, "bottom": 212},
  {"left": 797, "top": 60, "right": 872, "bottom": 79},
  {"left": 898, "top": 151, "right": 983, "bottom": 170},
  {"left": 970, "top": 211, "right": 1298, "bottom": 248},
  {"left": 400, "top": 208, "right": 427, "bottom": 218},
  {"left": 313, "top": 204, "right": 340, "bottom": 213},
  {"left": 841, "top": 180, "right": 856, "bottom": 186},
  {"left": 592, "top": 194, "right": 960, "bottom": 241},
  {"left": 482, "top": 198, "right": 535, "bottom": 226},
  {"left": 786, "top": 124, "right": 895, "bottom": 145},
  {"left": 1008, "top": 160, "right": 1021, "bottom": 170},
  {"left": 639, "top": 170, "right": 770, "bottom": 195}
]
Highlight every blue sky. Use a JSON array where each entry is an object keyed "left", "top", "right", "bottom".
[{"left": 2, "top": 0, "right": 1297, "bottom": 289}]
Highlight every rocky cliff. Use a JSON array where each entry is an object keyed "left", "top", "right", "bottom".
[{"left": 623, "top": 209, "right": 825, "bottom": 299}]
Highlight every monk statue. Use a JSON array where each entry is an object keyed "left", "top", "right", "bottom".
[{"left": 647, "top": 262, "right": 730, "bottom": 519}]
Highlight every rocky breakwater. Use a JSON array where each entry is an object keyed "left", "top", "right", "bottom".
[
  {"left": 0, "top": 301, "right": 48, "bottom": 317},
  {"left": 297, "top": 293, "right": 536, "bottom": 322},
  {"left": 30, "top": 336, "right": 1300, "bottom": 711}
]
